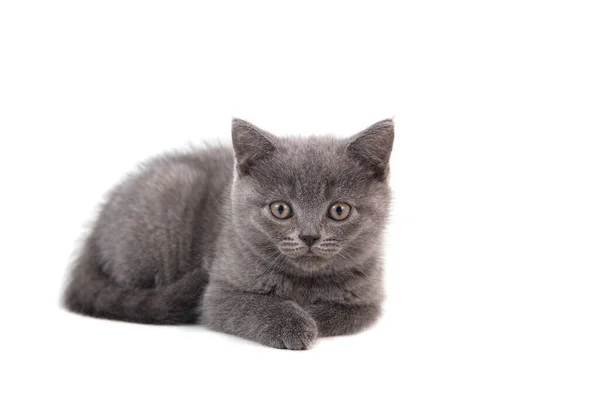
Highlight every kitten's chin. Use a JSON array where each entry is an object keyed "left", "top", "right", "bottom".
[{"left": 286, "top": 253, "right": 331, "bottom": 272}]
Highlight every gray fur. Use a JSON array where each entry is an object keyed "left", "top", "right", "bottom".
[{"left": 63, "top": 118, "right": 394, "bottom": 349}]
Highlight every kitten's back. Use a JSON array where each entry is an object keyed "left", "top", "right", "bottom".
[{"left": 63, "top": 146, "right": 234, "bottom": 324}]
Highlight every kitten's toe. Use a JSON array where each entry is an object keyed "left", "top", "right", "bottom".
[
  {"left": 280, "top": 314, "right": 318, "bottom": 350},
  {"left": 263, "top": 310, "right": 318, "bottom": 350},
  {"left": 282, "top": 328, "right": 317, "bottom": 350}
]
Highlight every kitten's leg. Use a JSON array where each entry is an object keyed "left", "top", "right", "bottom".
[
  {"left": 305, "top": 302, "right": 381, "bottom": 337},
  {"left": 201, "top": 282, "right": 318, "bottom": 350}
]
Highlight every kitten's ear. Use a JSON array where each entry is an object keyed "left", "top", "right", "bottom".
[
  {"left": 346, "top": 119, "right": 394, "bottom": 180},
  {"left": 232, "top": 118, "right": 277, "bottom": 175}
]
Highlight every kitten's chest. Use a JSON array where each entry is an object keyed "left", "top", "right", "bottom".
[{"left": 270, "top": 275, "right": 364, "bottom": 305}]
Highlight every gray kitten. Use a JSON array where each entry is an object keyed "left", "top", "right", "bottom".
[{"left": 63, "top": 118, "right": 394, "bottom": 350}]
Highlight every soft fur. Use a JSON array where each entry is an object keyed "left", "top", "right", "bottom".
[{"left": 63, "top": 118, "right": 394, "bottom": 349}]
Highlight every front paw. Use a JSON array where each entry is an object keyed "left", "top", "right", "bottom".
[{"left": 262, "top": 305, "right": 318, "bottom": 350}]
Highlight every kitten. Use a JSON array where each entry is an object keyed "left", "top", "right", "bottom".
[{"left": 63, "top": 118, "right": 394, "bottom": 350}]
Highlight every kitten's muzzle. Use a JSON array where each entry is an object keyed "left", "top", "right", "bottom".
[{"left": 299, "top": 234, "right": 321, "bottom": 248}]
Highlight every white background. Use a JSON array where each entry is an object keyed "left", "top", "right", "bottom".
[{"left": 1, "top": 1, "right": 599, "bottom": 399}]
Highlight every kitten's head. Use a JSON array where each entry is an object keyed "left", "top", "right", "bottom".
[{"left": 230, "top": 118, "right": 393, "bottom": 274}]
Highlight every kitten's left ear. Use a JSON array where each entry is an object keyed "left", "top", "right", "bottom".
[
  {"left": 232, "top": 118, "right": 278, "bottom": 175},
  {"left": 346, "top": 119, "right": 394, "bottom": 180}
]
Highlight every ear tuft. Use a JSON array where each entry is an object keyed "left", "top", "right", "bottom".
[
  {"left": 346, "top": 119, "right": 394, "bottom": 180},
  {"left": 231, "top": 118, "right": 277, "bottom": 175}
]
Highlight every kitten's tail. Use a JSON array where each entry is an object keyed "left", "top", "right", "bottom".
[{"left": 62, "top": 236, "right": 208, "bottom": 324}]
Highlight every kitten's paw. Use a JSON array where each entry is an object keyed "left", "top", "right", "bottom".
[{"left": 263, "top": 307, "right": 318, "bottom": 350}]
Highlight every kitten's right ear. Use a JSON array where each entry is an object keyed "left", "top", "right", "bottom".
[{"left": 232, "top": 118, "right": 277, "bottom": 175}]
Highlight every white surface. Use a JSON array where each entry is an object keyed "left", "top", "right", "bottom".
[{"left": 1, "top": 1, "right": 599, "bottom": 399}]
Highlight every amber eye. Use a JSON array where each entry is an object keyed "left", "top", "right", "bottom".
[
  {"left": 329, "top": 202, "right": 351, "bottom": 221},
  {"left": 270, "top": 201, "right": 293, "bottom": 219}
]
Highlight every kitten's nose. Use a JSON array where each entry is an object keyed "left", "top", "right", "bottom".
[{"left": 299, "top": 234, "right": 320, "bottom": 248}]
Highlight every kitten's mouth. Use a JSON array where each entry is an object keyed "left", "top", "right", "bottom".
[
  {"left": 301, "top": 252, "right": 325, "bottom": 262},
  {"left": 277, "top": 241, "right": 343, "bottom": 267},
  {"left": 279, "top": 247, "right": 323, "bottom": 260},
  {"left": 286, "top": 250, "right": 319, "bottom": 258}
]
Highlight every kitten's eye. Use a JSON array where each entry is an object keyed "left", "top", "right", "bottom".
[
  {"left": 270, "top": 201, "right": 293, "bottom": 219},
  {"left": 329, "top": 202, "right": 351, "bottom": 221}
]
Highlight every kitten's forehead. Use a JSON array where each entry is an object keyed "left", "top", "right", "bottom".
[{"left": 250, "top": 135, "right": 370, "bottom": 201}]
